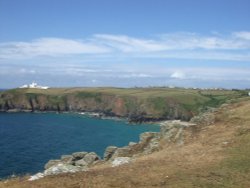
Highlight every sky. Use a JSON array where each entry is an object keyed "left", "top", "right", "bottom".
[{"left": 0, "top": 0, "right": 250, "bottom": 89}]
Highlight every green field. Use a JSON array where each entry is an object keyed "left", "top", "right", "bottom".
[{"left": 0, "top": 87, "right": 248, "bottom": 121}]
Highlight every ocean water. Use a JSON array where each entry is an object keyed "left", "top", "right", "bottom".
[{"left": 0, "top": 112, "right": 159, "bottom": 178}]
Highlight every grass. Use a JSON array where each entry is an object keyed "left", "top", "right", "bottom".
[
  {"left": 225, "top": 135, "right": 250, "bottom": 173},
  {"left": 76, "top": 92, "right": 102, "bottom": 103},
  {"left": 3, "top": 87, "right": 242, "bottom": 101},
  {"left": 150, "top": 97, "right": 167, "bottom": 111},
  {"left": 192, "top": 134, "right": 250, "bottom": 188},
  {"left": 1, "top": 87, "right": 247, "bottom": 120},
  {"left": 123, "top": 96, "right": 138, "bottom": 112},
  {"left": 194, "top": 99, "right": 250, "bottom": 187},
  {"left": 1, "top": 97, "right": 250, "bottom": 187}
]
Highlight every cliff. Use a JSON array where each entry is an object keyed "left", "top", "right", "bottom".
[
  {"left": 1, "top": 96, "right": 250, "bottom": 187},
  {"left": 0, "top": 87, "right": 246, "bottom": 122}
]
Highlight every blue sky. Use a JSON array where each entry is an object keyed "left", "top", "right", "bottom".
[{"left": 0, "top": 0, "right": 250, "bottom": 88}]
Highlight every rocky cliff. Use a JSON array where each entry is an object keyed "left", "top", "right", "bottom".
[{"left": 0, "top": 87, "right": 244, "bottom": 122}]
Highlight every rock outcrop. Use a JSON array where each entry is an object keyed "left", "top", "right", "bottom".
[
  {"left": 102, "top": 120, "right": 196, "bottom": 161},
  {"left": 190, "top": 109, "right": 216, "bottom": 126},
  {"left": 44, "top": 163, "right": 83, "bottom": 176},
  {"left": 34, "top": 151, "right": 100, "bottom": 179},
  {"left": 111, "top": 157, "right": 131, "bottom": 167},
  {"left": 28, "top": 173, "right": 44, "bottom": 181},
  {"left": 103, "top": 146, "right": 118, "bottom": 161},
  {"left": 29, "top": 120, "right": 197, "bottom": 181},
  {"left": 44, "top": 160, "right": 61, "bottom": 169},
  {"left": 160, "top": 120, "right": 196, "bottom": 145},
  {"left": 72, "top": 152, "right": 88, "bottom": 161}
]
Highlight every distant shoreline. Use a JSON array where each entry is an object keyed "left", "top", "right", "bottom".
[
  {"left": 1, "top": 87, "right": 249, "bottom": 123},
  {"left": 0, "top": 109, "right": 164, "bottom": 125}
]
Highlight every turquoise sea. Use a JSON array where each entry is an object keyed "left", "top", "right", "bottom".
[{"left": 0, "top": 112, "right": 159, "bottom": 178}]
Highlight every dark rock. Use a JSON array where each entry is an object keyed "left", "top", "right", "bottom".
[
  {"left": 128, "top": 115, "right": 174, "bottom": 123},
  {"left": 72, "top": 152, "right": 88, "bottom": 160}
]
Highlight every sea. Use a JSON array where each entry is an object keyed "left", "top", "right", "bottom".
[{"left": 0, "top": 112, "right": 160, "bottom": 178}]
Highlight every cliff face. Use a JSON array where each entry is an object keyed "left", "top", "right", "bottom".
[
  {"left": 0, "top": 88, "right": 244, "bottom": 122},
  {"left": 0, "top": 92, "right": 193, "bottom": 122}
]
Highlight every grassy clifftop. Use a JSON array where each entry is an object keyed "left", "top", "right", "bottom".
[{"left": 0, "top": 87, "right": 247, "bottom": 121}]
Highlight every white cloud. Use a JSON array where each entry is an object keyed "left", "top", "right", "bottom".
[
  {"left": 19, "top": 68, "right": 36, "bottom": 74},
  {"left": 2, "top": 63, "right": 250, "bottom": 89},
  {"left": 233, "top": 31, "right": 250, "bottom": 40},
  {"left": 139, "top": 51, "right": 250, "bottom": 61},
  {"left": 159, "top": 32, "right": 250, "bottom": 50},
  {"left": 93, "top": 34, "right": 167, "bottom": 52},
  {"left": 0, "top": 38, "right": 110, "bottom": 59},
  {"left": 168, "top": 67, "right": 250, "bottom": 81},
  {"left": 117, "top": 73, "right": 153, "bottom": 78},
  {"left": 0, "top": 31, "right": 250, "bottom": 61},
  {"left": 170, "top": 71, "right": 186, "bottom": 79},
  {"left": 94, "top": 32, "right": 250, "bottom": 52}
]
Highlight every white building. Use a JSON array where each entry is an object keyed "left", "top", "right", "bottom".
[{"left": 19, "top": 82, "right": 49, "bottom": 89}]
